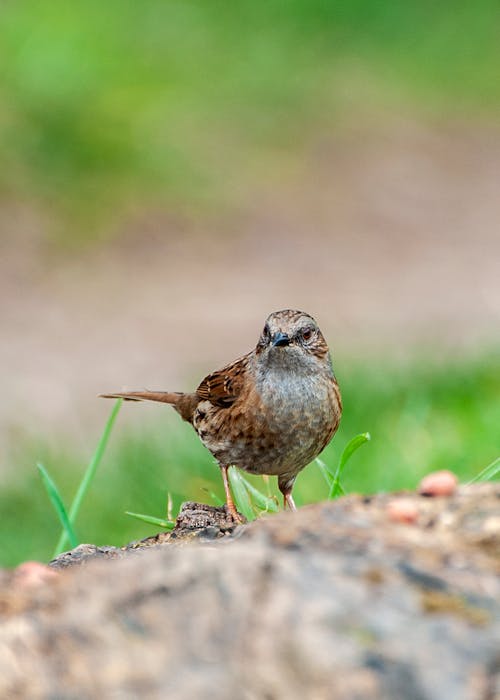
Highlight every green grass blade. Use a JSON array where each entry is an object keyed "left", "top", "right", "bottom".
[
  {"left": 238, "top": 474, "right": 279, "bottom": 513},
  {"left": 467, "top": 456, "right": 500, "bottom": 484},
  {"left": 228, "top": 468, "right": 256, "bottom": 521},
  {"left": 125, "top": 511, "right": 175, "bottom": 530},
  {"left": 330, "top": 481, "right": 347, "bottom": 498},
  {"left": 37, "top": 463, "right": 78, "bottom": 554},
  {"left": 166, "top": 492, "right": 173, "bottom": 521},
  {"left": 315, "top": 457, "right": 335, "bottom": 488},
  {"left": 202, "top": 487, "right": 224, "bottom": 506},
  {"left": 328, "top": 432, "right": 371, "bottom": 499},
  {"left": 54, "top": 399, "right": 122, "bottom": 555},
  {"left": 338, "top": 432, "right": 371, "bottom": 473}
]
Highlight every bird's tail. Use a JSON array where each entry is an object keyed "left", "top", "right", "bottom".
[
  {"left": 99, "top": 390, "right": 182, "bottom": 404},
  {"left": 99, "top": 390, "right": 196, "bottom": 422}
]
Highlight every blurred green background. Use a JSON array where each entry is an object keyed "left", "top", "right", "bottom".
[
  {"left": 1, "top": 1, "right": 499, "bottom": 566},
  {"left": 2, "top": 0, "right": 499, "bottom": 237}
]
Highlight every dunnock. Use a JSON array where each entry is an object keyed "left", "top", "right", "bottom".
[{"left": 101, "top": 309, "right": 342, "bottom": 521}]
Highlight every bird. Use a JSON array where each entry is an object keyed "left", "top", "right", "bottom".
[{"left": 100, "top": 309, "right": 342, "bottom": 521}]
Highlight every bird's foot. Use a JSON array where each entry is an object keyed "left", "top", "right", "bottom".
[{"left": 224, "top": 503, "right": 247, "bottom": 525}]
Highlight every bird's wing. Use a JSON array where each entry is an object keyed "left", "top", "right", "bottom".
[{"left": 196, "top": 352, "right": 251, "bottom": 407}]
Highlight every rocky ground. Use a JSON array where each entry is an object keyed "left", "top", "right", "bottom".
[{"left": 0, "top": 482, "right": 498, "bottom": 699}]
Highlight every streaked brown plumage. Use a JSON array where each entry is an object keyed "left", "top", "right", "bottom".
[{"left": 101, "top": 309, "right": 342, "bottom": 521}]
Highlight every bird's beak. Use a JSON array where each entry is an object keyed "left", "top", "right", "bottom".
[{"left": 271, "top": 332, "right": 290, "bottom": 347}]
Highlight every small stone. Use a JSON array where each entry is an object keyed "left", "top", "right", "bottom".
[
  {"left": 387, "top": 499, "right": 419, "bottom": 524},
  {"left": 418, "top": 470, "right": 458, "bottom": 497},
  {"left": 13, "top": 561, "right": 59, "bottom": 587}
]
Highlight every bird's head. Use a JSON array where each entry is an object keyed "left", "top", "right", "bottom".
[{"left": 255, "top": 309, "right": 331, "bottom": 372}]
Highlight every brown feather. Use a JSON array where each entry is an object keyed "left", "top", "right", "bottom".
[
  {"left": 99, "top": 391, "right": 179, "bottom": 403},
  {"left": 99, "top": 391, "right": 197, "bottom": 422},
  {"left": 195, "top": 353, "right": 251, "bottom": 408}
]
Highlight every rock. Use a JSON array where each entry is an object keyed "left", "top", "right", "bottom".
[
  {"left": 386, "top": 497, "right": 420, "bottom": 524},
  {"left": 49, "top": 543, "right": 124, "bottom": 569},
  {"left": 0, "top": 484, "right": 499, "bottom": 699},
  {"left": 12, "top": 561, "right": 60, "bottom": 587},
  {"left": 418, "top": 470, "right": 458, "bottom": 497},
  {"left": 171, "top": 500, "right": 242, "bottom": 534},
  {"left": 49, "top": 502, "right": 240, "bottom": 570}
]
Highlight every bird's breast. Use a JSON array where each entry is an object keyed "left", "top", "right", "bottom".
[
  {"left": 258, "top": 370, "right": 325, "bottom": 415},
  {"left": 193, "top": 367, "right": 341, "bottom": 476}
]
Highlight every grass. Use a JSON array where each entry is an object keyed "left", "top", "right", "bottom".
[
  {"left": 50, "top": 398, "right": 122, "bottom": 557},
  {"left": 1, "top": 1, "right": 499, "bottom": 241},
  {"left": 36, "top": 462, "right": 78, "bottom": 550},
  {"left": 319, "top": 432, "right": 371, "bottom": 499},
  {"left": 467, "top": 456, "right": 500, "bottom": 485},
  {"left": 1, "top": 348, "right": 498, "bottom": 567}
]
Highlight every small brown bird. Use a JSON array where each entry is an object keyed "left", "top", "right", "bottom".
[{"left": 101, "top": 309, "right": 342, "bottom": 521}]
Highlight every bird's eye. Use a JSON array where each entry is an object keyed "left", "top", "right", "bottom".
[
  {"left": 301, "top": 328, "right": 314, "bottom": 342},
  {"left": 262, "top": 324, "right": 271, "bottom": 341}
]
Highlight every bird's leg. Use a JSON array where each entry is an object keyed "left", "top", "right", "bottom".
[
  {"left": 278, "top": 476, "right": 297, "bottom": 512},
  {"left": 283, "top": 491, "right": 297, "bottom": 511},
  {"left": 220, "top": 465, "right": 245, "bottom": 523}
]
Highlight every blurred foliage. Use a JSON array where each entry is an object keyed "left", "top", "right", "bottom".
[
  {"left": 1, "top": 1, "right": 499, "bottom": 240},
  {"left": 1, "top": 350, "right": 498, "bottom": 566}
]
